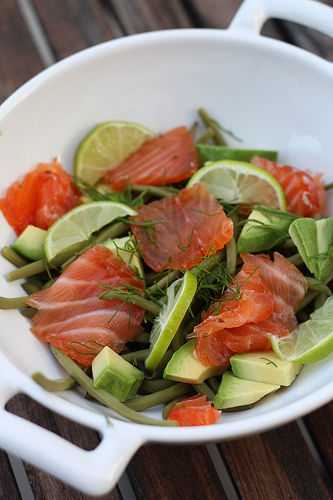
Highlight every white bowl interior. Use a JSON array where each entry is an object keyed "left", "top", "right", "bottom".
[{"left": 1, "top": 30, "right": 333, "bottom": 435}]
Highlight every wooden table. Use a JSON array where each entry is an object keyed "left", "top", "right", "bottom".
[{"left": 1, "top": 1, "right": 333, "bottom": 499}]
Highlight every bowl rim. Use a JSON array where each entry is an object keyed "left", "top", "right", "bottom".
[{"left": 1, "top": 27, "right": 333, "bottom": 442}]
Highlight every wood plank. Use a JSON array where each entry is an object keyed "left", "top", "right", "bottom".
[
  {"left": 188, "top": 0, "right": 285, "bottom": 40},
  {"left": 0, "top": 3, "right": 122, "bottom": 498},
  {"left": 7, "top": 395, "right": 121, "bottom": 500},
  {"left": 219, "top": 422, "right": 333, "bottom": 499},
  {"left": 0, "top": 452, "right": 21, "bottom": 500},
  {"left": 108, "top": 0, "right": 192, "bottom": 32},
  {"left": 0, "top": 0, "right": 44, "bottom": 103},
  {"left": 127, "top": 444, "right": 227, "bottom": 500},
  {"left": 32, "top": 0, "right": 122, "bottom": 58},
  {"left": 305, "top": 402, "right": 333, "bottom": 478},
  {"left": 187, "top": 0, "right": 241, "bottom": 28}
]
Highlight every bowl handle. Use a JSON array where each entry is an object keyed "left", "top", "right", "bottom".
[
  {"left": 0, "top": 354, "right": 144, "bottom": 496},
  {"left": 230, "top": 0, "right": 333, "bottom": 42}
]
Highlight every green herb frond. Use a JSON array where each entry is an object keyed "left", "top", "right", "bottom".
[{"left": 75, "top": 178, "right": 145, "bottom": 208}]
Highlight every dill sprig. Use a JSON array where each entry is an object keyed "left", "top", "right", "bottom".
[
  {"left": 192, "top": 255, "right": 232, "bottom": 310},
  {"left": 75, "top": 178, "right": 146, "bottom": 208}
]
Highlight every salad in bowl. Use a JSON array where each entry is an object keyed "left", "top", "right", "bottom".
[{"left": 1, "top": 108, "right": 332, "bottom": 427}]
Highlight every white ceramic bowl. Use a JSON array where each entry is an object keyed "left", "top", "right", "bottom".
[{"left": 1, "top": 0, "right": 333, "bottom": 495}]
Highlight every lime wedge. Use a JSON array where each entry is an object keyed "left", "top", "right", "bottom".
[
  {"left": 145, "top": 271, "right": 197, "bottom": 372},
  {"left": 103, "top": 236, "right": 143, "bottom": 278},
  {"left": 45, "top": 201, "right": 136, "bottom": 262},
  {"left": 74, "top": 121, "right": 154, "bottom": 185},
  {"left": 188, "top": 160, "right": 286, "bottom": 209},
  {"left": 272, "top": 297, "right": 333, "bottom": 364}
]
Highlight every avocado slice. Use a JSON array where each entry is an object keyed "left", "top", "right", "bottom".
[
  {"left": 92, "top": 346, "right": 144, "bottom": 401},
  {"left": 103, "top": 236, "right": 143, "bottom": 277},
  {"left": 163, "top": 340, "right": 223, "bottom": 384},
  {"left": 230, "top": 352, "right": 301, "bottom": 386},
  {"left": 237, "top": 206, "right": 296, "bottom": 253},
  {"left": 12, "top": 225, "right": 47, "bottom": 261},
  {"left": 214, "top": 372, "right": 279, "bottom": 410},
  {"left": 197, "top": 145, "right": 278, "bottom": 164}
]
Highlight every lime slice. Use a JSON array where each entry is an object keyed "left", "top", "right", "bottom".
[
  {"left": 45, "top": 201, "right": 136, "bottom": 262},
  {"left": 188, "top": 160, "right": 286, "bottom": 209},
  {"left": 74, "top": 121, "right": 154, "bottom": 185},
  {"left": 272, "top": 297, "right": 333, "bottom": 363},
  {"left": 103, "top": 236, "right": 143, "bottom": 278},
  {"left": 145, "top": 271, "right": 197, "bottom": 372}
]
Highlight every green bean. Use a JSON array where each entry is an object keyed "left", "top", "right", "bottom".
[
  {"left": 94, "top": 221, "right": 129, "bottom": 244},
  {"left": 145, "top": 270, "right": 168, "bottom": 286},
  {"left": 226, "top": 237, "right": 237, "bottom": 276},
  {"left": 171, "top": 328, "right": 185, "bottom": 352},
  {"left": 196, "top": 128, "right": 215, "bottom": 144},
  {"left": 281, "top": 238, "right": 296, "bottom": 250},
  {"left": 101, "top": 290, "right": 161, "bottom": 315},
  {"left": 198, "top": 108, "right": 226, "bottom": 145},
  {"left": 51, "top": 347, "right": 177, "bottom": 427},
  {"left": 189, "top": 121, "right": 198, "bottom": 139},
  {"left": 7, "top": 259, "right": 46, "bottom": 282},
  {"left": 171, "top": 316, "right": 196, "bottom": 351},
  {"left": 147, "top": 270, "right": 181, "bottom": 296},
  {"left": 0, "top": 296, "right": 28, "bottom": 309},
  {"left": 162, "top": 397, "right": 184, "bottom": 419},
  {"left": 297, "top": 290, "right": 318, "bottom": 312},
  {"left": 191, "top": 253, "right": 222, "bottom": 277},
  {"left": 155, "top": 349, "right": 174, "bottom": 374},
  {"left": 20, "top": 307, "right": 36, "bottom": 319},
  {"left": 314, "top": 293, "right": 327, "bottom": 310},
  {"left": 1, "top": 246, "right": 28, "bottom": 267},
  {"left": 61, "top": 222, "right": 129, "bottom": 270},
  {"left": 207, "top": 376, "right": 220, "bottom": 393},
  {"left": 287, "top": 254, "right": 303, "bottom": 266},
  {"left": 43, "top": 279, "right": 55, "bottom": 289},
  {"left": 122, "top": 349, "right": 149, "bottom": 363},
  {"left": 131, "top": 185, "right": 178, "bottom": 198},
  {"left": 140, "top": 379, "right": 175, "bottom": 394},
  {"left": 21, "top": 279, "right": 43, "bottom": 295},
  {"left": 325, "top": 182, "right": 333, "bottom": 191},
  {"left": 193, "top": 382, "right": 215, "bottom": 401},
  {"left": 306, "top": 277, "right": 332, "bottom": 296},
  {"left": 33, "top": 372, "right": 75, "bottom": 392},
  {"left": 126, "top": 383, "right": 191, "bottom": 411}
]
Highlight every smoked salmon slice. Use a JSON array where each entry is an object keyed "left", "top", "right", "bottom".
[
  {"left": 27, "top": 245, "right": 144, "bottom": 366},
  {"left": 252, "top": 156, "right": 325, "bottom": 217},
  {"left": 103, "top": 127, "right": 199, "bottom": 190},
  {"left": 131, "top": 183, "right": 234, "bottom": 272},
  {"left": 167, "top": 395, "right": 221, "bottom": 426},
  {"left": 195, "top": 253, "right": 307, "bottom": 366},
  {"left": 196, "top": 320, "right": 289, "bottom": 367},
  {"left": 0, "top": 160, "right": 80, "bottom": 234}
]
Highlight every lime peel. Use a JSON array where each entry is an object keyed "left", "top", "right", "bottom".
[
  {"left": 45, "top": 201, "right": 136, "bottom": 262},
  {"left": 145, "top": 271, "right": 197, "bottom": 372},
  {"left": 74, "top": 121, "right": 154, "bottom": 185},
  {"left": 271, "top": 296, "right": 333, "bottom": 364},
  {"left": 187, "top": 160, "right": 286, "bottom": 210}
]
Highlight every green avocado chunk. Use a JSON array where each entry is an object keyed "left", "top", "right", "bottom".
[
  {"left": 214, "top": 372, "right": 279, "bottom": 410},
  {"left": 163, "top": 340, "right": 223, "bottom": 384},
  {"left": 92, "top": 346, "right": 144, "bottom": 401},
  {"left": 12, "top": 225, "right": 47, "bottom": 260},
  {"left": 238, "top": 206, "right": 296, "bottom": 253},
  {"left": 197, "top": 144, "right": 278, "bottom": 164},
  {"left": 230, "top": 352, "right": 301, "bottom": 386}
]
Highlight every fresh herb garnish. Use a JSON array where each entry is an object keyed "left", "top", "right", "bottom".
[{"left": 260, "top": 357, "right": 278, "bottom": 368}]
